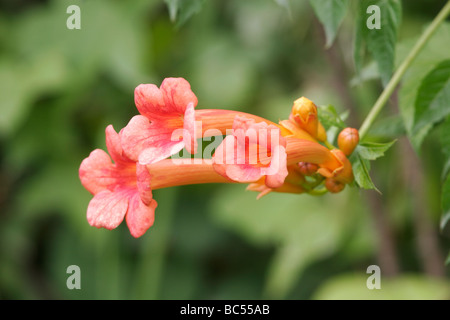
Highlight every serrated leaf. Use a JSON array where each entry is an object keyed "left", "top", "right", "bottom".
[
  {"left": 411, "top": 59, "right": 450, "bottom": 150},
  {"left": 309, "top": 0, "right": 349, "bottom": 48},
  {"left": 398, "top": 22, "right": 450, "bottom": 136},
  {"left": 357, "top": 140, "right": 396, "bottom": 160},
  {"left": 441, "top": 174, "right": 450, "bottom": 237},
  {"left": 318, "top": 105, "right": 347, "bottom": 130},
  {"left": 352, "top": 154, "right": 380, "bottom": 192},
  {"left": 164, "top": 0, "right": 178, "bottom": 21},
  {"left": 354, "top": 0, "right": 402, "bottom": 86},
  {"left": 164, "top": 0, "right": 205, "bottom": 26},
  {"left": 351, "top": 140, "right": 395, "bottom": 192}
]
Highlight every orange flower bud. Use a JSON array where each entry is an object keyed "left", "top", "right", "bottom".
[
  {"left": 317, "top": 122, "right": 327, "bottom": 142},
  {"left": 337, "top": 127, "right": 359, "bottom": 156},
  {"left": 290, "top": 97, "right": 319, "bottom": 139},
  {"left": 317, "top": 149, "right": 353, "bottom": 185},
  {"left": 298, "top": 162, "right": 319, "bottom": 176},
  {"left": 325, "top": 178, "right": 345, "bottom": 193}
]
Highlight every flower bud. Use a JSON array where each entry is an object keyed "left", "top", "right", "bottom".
[
  {"left": 317, "top": 149, "right": 354, "bottom": 185},
  {"left": 317, "top": 122, "right": 327, "bottom": 142},
  {"left": 290, "top": 97, "right": 319, "bottom": 139},
  {"left": 298, "top": 162, "right": 319, "bottom": 176},
  {"left": 325, "top": 178, "right": 345, "bottom": 193},
  {"left": 338, "top": 127, "right": 359, "bottom": 156}
]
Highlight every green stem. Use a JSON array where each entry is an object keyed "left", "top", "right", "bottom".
[
  {"left": 324, "top": 140, "right": 335, "bottom": 150},
  {"left": 358, "top": 0, "right": 450, "bottom": 139},
  {"left": 308, "top": 188, "right": 328, "bottom": 196}
]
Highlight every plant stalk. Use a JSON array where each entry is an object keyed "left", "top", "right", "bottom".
[{"left": 358, "top": 1, "right": 450, "bottom": 139}]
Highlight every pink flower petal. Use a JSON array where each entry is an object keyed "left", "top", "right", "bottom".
[
  {"left": 79, "top": 149, "right": 116, "bottom": 195},
  {"left": 87, "top": 189, "right": 129, "bottom": 230},
  {"left": 126, "top": 194, "right": 158, "bottom": 238},
  {"left": 213, "top": 135, "right": 264, "bottom": 183},
  {"left": 121, "top": 115, "right": 182, "bottom": 163},
  {"left": 160, "top": 78, "right": 198, "bottom": 115},
  {"left": 134, "top": 78, "right": 198, "bottom": 119},
  {"left": 105, "top": 125, "right": 126, "bottom": 164},
  {"left": 225, "top": 164, "right": 262, "bottom": 183},
  {"left": 183, "top": 102, "right": 197, "bottom": 155},
  {"left": 134, "top": 84, "right": 165, "bottom": 120},
  {"left": 136, "top": 164, "right": 153, "bottom": 205},
  {"left": 124, "top": 78, "right": 199, "bottom": 164},
  {"left": 212, "top": 116, "right": 288, "bottom": 187},
  {"left": 262, "top": 145, "right": 288, "bottom": 189},
  {"left": 138, "top": 140, "right": 185, "bottom": 165}
]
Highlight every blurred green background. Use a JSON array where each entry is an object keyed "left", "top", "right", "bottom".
[{"left": 0, "top": 0, "right": 449, "bottom": 299}]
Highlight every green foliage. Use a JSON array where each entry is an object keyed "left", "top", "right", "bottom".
[
  {"left": 0, "top": 0, "right": 449, "bottom": 301},
  {"left": 210, "top": 184, "right": 372, "bottom": 299},
  {"left": 441, "top": 172, "right": 450, "bottom": 237},
  {"left": 398, "top": 22, "right": 450, "bottom": 144},
  {"left": 164, "top": 0, "right": 206, "bottom": 27},
  {"left": 351, "top": 141, "right": 396, "bottom": 192},
  {"left": 412, "top": 59, "right": 450, "bottom": 150},
  {"left": 314, "top": 274, "right": 450, "bottom": 299},
  {"left": 308, "top": 0, "right": 349, "bottom": 48},
  {"left": 352, "top": 154, "right": 379, "bottom": 192},
  {"left": 366, "top": 115, "right": 405, "bottom": 140},
  {"left": 441, "top": 116, "right": 450, "bottom": 180},
  {"left": 357, "top": 140, "right": 397, "bottom": 161},
  {"left": 317, "top": 105, "right": 347, "bottom": 130},
  {"left": 354, "top": 0, "right": 402, "bottom": 86},
  {"left": 396, "top": 22, "right": 450, "bottom": 238}
]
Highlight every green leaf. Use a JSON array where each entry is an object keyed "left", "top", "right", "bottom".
[
  {"left": 354, "top": 0, "right": 402, "bottom": 86},
  {"left": 411, "top": 59, "right": 450, "bottom": 150},
  {"left": 441, "top": 116, "right": 450, "bottom": 179},
  {"left": 441, "top": 116, "right": 450, "bottom": 159},
  {"left": 398, "top": 22, "right": 450, "bottom": 136},
  {"left": 314, "top": 274, "right": 450, "bottom": 300},
  {"left": 308, "top": 0, "right": 349, "bottom": 48},
  {"left": 352, "top": 154, "right": 380, "bottom": 192},
  {"left": 164, "top": 0, "right": 205, "bottom": 26},
  {"left": 0, "top": 53, "right": 67, "bottom": 136},
  {"left": 357, "top": 140, "right": 397, "bottom": 160},
  {"left": 441, "top": 174, "right": 450, "bottom": 237},
  {"left": 317, "top": 105, "right": 347, "bottom": 130},
  {"left": 351, "top": 140, "right": 396, "bottom": 192}
]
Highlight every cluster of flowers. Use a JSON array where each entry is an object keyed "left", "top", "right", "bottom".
[{"left": 79, "top": 78, "right": 359, "bottom": 238}]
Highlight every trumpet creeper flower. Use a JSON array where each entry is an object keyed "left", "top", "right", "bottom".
[
  {"left": 121, "top": 77, "right": 198, "bottom": 165},
  {"left": 79, "top": 125, "right": 157, "bottom": 238},
  {"left": 212, "top": 116, "right": 288, "bottom": 189}
]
